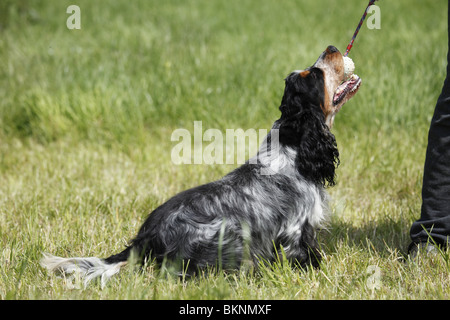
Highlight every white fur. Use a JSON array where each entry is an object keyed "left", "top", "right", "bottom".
[{"left": 40, "top": 253, "right": 126, "bottom": 288}]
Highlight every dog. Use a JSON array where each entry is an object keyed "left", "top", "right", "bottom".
[{"left": 41, "top": 45, "right": 361, "bottom": 286}]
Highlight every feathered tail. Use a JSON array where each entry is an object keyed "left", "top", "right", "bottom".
[{"left": 40, "top": 251, "right": 129, "bottom": 288}]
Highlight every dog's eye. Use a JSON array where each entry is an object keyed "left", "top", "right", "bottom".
[{"left": 309, "top": 68, "right": 323, "bottom": 80}]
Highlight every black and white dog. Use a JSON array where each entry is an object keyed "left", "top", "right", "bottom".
[{"left": 41, "top": 46, "right": 361, "bottom": 286}]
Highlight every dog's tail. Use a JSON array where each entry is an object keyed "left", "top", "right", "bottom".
[{"left": 40, "top": 247, "right": 132, "bottom": 288}]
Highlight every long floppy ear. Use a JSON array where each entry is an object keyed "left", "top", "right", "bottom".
[
  {"left": 278, "top": 71, "right": 339, "bottom": 187},
  {"left": 279, "top": 111, "right": 339, "bottom": 187}
]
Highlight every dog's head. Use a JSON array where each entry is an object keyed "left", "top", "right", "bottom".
[
  {"left": 280, "top": 45, "right": 361, "bottom": 128},
  {"left": 277, "top": 46, "right": 361, "bottom": 186}
]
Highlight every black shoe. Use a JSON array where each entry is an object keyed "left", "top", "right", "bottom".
[{"left": 407, "top": 242, "right": 439, "bottom": 261}]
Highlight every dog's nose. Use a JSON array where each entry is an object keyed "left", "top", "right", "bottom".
[{"left": 326, "top": 45, "right": 339, "bottom": 54}]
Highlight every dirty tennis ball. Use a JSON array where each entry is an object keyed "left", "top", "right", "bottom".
[{"left": 343, "top": 56, "right": 355, "bottom": 80}]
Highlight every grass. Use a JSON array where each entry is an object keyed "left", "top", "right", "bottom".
[{"left": 1, "top": 0, "right": 450, "bottom": 299}]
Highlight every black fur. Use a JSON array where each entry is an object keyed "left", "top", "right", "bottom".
[
  {"left": 42, "top": 49, "right": 346, "bottom": 284},
  {"left": 278, "top": 69, "right": 340, "bottom": 187},
  {"left": 104, "top": 69, "right": 339, "bottom": 274}
]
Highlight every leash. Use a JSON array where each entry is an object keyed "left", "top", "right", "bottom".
[{"left": 344, "top": 0, "right": 378, "bottom": 57}]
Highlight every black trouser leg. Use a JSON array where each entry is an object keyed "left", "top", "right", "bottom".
[{"left": 410, "top": 0, "right": 450, "bottom": 247}]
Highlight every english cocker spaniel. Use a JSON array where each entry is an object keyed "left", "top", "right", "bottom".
[{"left": 41, "top": 45, "right": 361, "bottom": 286}]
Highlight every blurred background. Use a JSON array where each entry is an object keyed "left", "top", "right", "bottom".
[{"left": 0, "top": 0, "right": 448, "bottom": 299}]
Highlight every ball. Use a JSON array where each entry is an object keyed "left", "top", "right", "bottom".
[{"left": 343, "top": 56, "right": 355, "bottom": 80}]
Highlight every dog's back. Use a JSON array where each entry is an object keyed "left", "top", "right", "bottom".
[{"left": 41, "top": 45, "right": 360, "bottom": 286}]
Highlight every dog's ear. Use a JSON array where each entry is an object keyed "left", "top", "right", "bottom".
[
  {"left": 298, "top": 111, "right": 339, "bottom": 187},
  {"left": 279, "top": 69, "right": 324, "bottom": 119},
  {"left": 278, "top": 71, "right": 339, "bottom": 187}
]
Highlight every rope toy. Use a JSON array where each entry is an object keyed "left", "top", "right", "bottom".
[{"left": 344, "top": 0, "right": 378, "bottom": 57}]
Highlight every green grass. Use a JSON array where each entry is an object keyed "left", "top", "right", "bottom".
[{"left": 1, "top": 0, "right": 450, "bottom": 299}]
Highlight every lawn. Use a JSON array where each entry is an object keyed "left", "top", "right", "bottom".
[{"left": 1, "top": 0, "right": 450, "bottom": 300}]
